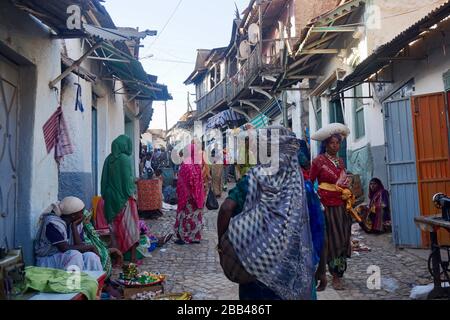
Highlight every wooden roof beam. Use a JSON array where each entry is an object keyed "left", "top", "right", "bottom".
[
  {"left": 304, "top": 33, "right": 339, "bottom": 50},
  {"left": 298, "top": 49, "right": 339, "bottom": 55},
  {"left": 311, "top": 26, "right": 359, "bottom": 33}
]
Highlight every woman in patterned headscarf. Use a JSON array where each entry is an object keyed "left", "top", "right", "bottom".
[{"left": 218, "top": 126, "right": 314, "bottom": 300}]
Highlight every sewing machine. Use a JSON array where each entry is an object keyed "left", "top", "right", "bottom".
[
  {"left": 433, "top": 193, "right": 450, "bottom": 221},
  {"left": 0, "top": 247, "right": 26, "bottom": 300}
]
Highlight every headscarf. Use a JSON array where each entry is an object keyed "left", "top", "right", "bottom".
[
  {"left": 176, "top": 143, "right": 205, "bottom": 212},
  {"left": 101, "top": 135, "right": 136, "bottom": 223},
  {"left": 228, "top": 126, "right": 314, "bottom": 300},
  {"left": 38, "top": 196, "right": 85, "bottom": 223},
  {"left": 319, "top": 133, "right": 343, "bottom": 154},
  {"left": 369, "top": 178, "right": 385, "bottom": 199},
  {"left": 35, "top": 197, "right": 85, "bottom": 257}
]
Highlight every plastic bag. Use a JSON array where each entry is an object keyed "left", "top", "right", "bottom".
[{"left": 206, "top": 187, "right": 219, "bottom": 210}]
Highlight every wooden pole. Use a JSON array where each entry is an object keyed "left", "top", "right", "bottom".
[{"left": 49, "top": 41, "right": 103, "bottom": 89}]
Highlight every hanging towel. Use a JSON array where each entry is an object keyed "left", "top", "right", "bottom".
[
  {"left": 43, "top": 106, "right": 74, "bottom": 164},
  {"left": 74, "top": 83, "right": 84, "bottom": 112}
]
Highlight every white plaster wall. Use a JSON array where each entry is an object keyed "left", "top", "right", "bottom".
[
  {"left": 108, "top": 82, "right": 126, "bottom": 143},
  {"left": 368, "top": 0, "right": 448, "bottom": 52},
  {"left": 343, "top": 84, "right": 385, "bottom": 151},
  {"left": 59, "top": 72, "right": 93, "bottom": 174},
  {"left": 0, "top": 3, "right": 61, "bottom": 256},
  {"left": 286, "top": 86, "right": 302, "bottom": 138}
]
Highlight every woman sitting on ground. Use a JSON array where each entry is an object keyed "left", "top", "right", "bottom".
[
  {"left": 35, "top": 196, "right": 103, "bottom": 271},
  {"left": 358, "top": 178, "right": 392, "bottom": 234}
]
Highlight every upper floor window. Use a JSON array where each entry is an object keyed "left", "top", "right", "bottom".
[
  {"left": 315, "top": 97, "right": 322, "bottom": 130},
  {"left": 353, "top": 84, "right": 365, "bottom": 140}
]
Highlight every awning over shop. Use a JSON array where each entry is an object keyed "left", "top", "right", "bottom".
[
  {"left": 15, "top": 0, "right": 171, "bottom": 102},
  {"left": 285, "top": 0, "right": 366, "bottom": 85},
  {"left": 206, "top": 109, "right": 246, "bottom": 130},
  {"left": 83, "top": 24, "right": 156, "bottom": 42},
  {"left": 250, "top": 113, "right": 270, "bottom": 128},
  {"left": 93, "top": 42, "right": 171, "bottom": 101},
  {"left": 334, "top": 1, "right": 450, "bottom": 93}
]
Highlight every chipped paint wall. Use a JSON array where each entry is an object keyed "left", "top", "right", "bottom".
[{"left": 0, "top": 1, "right": 61, "bottom": 264}]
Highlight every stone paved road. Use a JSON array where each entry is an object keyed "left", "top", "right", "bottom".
[
  {"left": 120, "top": 195, "right": 434, "bottom": 300},
  {"left": 318, "top": 225, "right": 432, "bottom": 300},
  {"left": 136, "top": 195, "right": 239, "bottom": 300}
]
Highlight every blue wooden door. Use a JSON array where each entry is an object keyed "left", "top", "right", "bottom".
[
  {"left": 0, "top": 55, "right": 19, "bottom": 249},
  {"left": 384, "top": 98, "right": 421, "bottom": 247}
]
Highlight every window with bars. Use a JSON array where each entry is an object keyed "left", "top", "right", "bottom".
[{"left": 354, "top": 84, "right": 365, "bottom": 140}]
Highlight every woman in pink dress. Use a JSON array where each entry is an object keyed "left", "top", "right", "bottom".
[{"left": 174, "top": 143, "right": 205, "bottom": 244}]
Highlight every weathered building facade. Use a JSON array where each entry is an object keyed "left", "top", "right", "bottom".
[{"left": 0, "top": 0, "right": 170, "bottom": 263}]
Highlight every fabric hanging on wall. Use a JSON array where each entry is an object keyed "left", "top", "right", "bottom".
[
  {"left": 74, "top": 83, "right": 84, "bottom": 112},
  {"left": 43, "top": 106, "right": 74, "bottom": 164}
]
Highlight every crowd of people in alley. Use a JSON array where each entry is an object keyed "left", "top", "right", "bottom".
[{"left": 31, "top": 123, "right": 392, "bottom": 300}]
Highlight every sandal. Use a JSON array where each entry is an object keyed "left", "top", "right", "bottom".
[{"left": 158, "top": 233, "right": 173, "bottom": 247}]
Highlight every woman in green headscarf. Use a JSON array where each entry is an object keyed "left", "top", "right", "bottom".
[{"left": 101, "top": 135, "right": 140, "bottom": 262}]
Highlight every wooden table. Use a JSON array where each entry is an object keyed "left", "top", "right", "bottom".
[{"left": 414, "top": 215, "right": 450, "bottom": 299}]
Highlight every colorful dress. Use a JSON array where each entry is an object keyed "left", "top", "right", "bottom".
[
  {"left": 310, "top": 154, "right": 352, "bottom": 278},
  {"left": 360, "top": 185, "right": 391, "bottom": 233},
  {"left": 101, "top": 135, "right": 140, "bottom": 255},
  {"left": 174, "top": 145, "right": 205, "bottom": 243}
]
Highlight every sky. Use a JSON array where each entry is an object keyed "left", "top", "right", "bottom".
[{"left": 104, "top": 0, "right": 251, "bottom": 130}]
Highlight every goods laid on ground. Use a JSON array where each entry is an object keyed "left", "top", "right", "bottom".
[{"left": 119, "top": 265, "right": 166, "bottom": 299}]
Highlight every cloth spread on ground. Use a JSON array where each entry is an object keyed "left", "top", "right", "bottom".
[
  {"left": 42, "top": 106, "right": 74, "bottom": 164},
  {"left": 101, "top": 135, "right": 136, "bottom": 223},
  {"left": 25, "top": 266, "right": 98, "bottom": 300}
]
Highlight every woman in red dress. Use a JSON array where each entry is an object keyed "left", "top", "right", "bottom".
[{"left": 310, "top": 134, "right": 352, "bottom": 291}]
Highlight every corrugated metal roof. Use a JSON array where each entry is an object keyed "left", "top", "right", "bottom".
[
  {"left": 83, "top": 24, "right": 156, "bottom": 42},
  {"left": 335, "top": 0, "right": 450, "bottom": 92}
]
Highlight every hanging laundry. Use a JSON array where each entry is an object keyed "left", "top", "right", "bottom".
[
  {"left": 74, "top": 83, "right": 84, "bottom": 112},
  {"left": 42, "top": 106, "right": 74, "bottom": 164}
]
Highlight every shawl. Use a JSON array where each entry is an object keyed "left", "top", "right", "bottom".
[
  {"left": 82, "top": 210, "right": 112, "bottom": 278},
  {"left": 101, "top": 135, "right": 136, "bottom": 223},
  {"left": 228, "top": 126, "right": 314, "bottom": 300}
]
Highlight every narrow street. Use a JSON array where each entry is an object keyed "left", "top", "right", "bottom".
[{"left": 126, "top": 192, "right": 432, "bottom": 300}]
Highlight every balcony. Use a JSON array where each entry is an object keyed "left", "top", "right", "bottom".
[
  {"left": 196, "top": 44, "right": 284, "bottom": 116},
  {"left": 226, "top": 43, "right": 284, "bottom": 102},
  {"left": 196, "top": 80, "right": 226, "bottom": 115}
]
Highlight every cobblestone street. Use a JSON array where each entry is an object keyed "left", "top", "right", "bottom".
[
  {"left": 136, "top": 194, "right": 239, "bottom": 300},
  {"left": 124, "top": 192, "right": 435, "bottom": 300}
]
